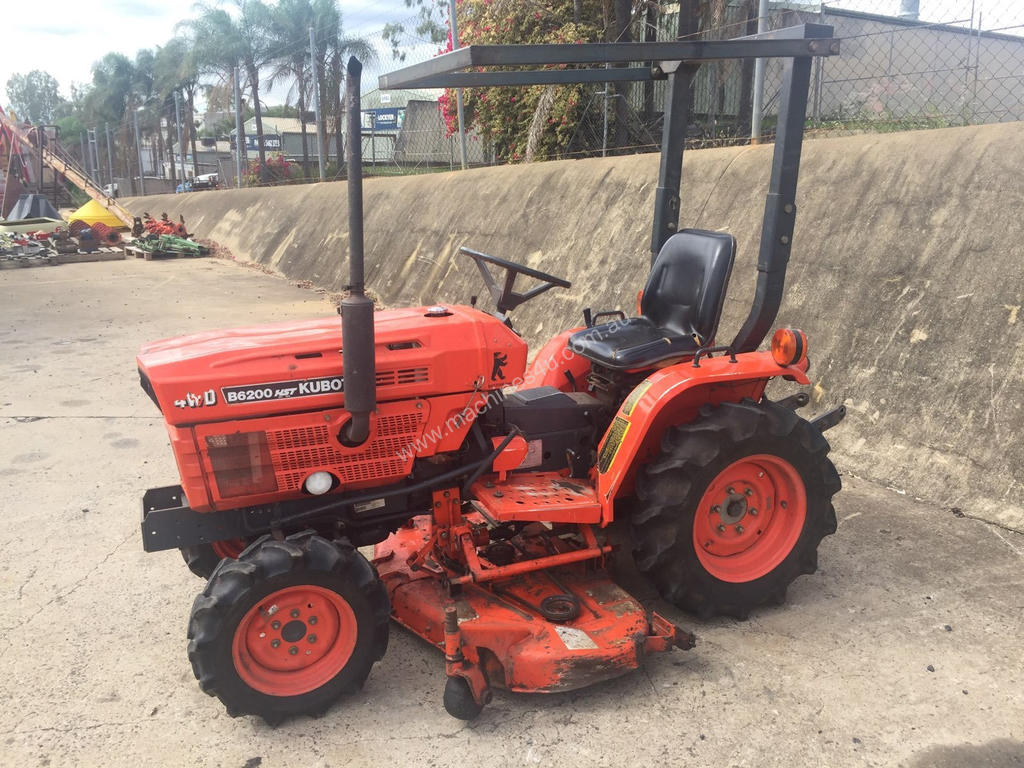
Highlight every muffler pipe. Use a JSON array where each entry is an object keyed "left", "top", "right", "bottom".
[{"left": 340, "top": 57, "right": 375, "bottom": 445}]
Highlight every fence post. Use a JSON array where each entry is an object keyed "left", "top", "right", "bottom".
[
  {"left": 449, "top": 0, "right": 469, "bottom": 169},
  {"left": 174, "top": 90, "right": 186, "bottom": 187},
  {"left": 750, "top": 0, "right": 769, "bottom": 143},
  {"left": 234, "top": 67, "right": 245, "bottom": 188},
  {"left": 134, "top": 109, "right": 146, "bottom": 196},
  {"left": 309, "top": 27, "right": 327, "bottom": 182}
]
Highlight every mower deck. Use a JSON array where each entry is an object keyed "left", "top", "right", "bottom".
[{"left": 373, "top": 513, "right": 693, "bottom": 711}]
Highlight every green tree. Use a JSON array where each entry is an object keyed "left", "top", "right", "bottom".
[
  {"left": 268, "top": 0, "right": 317, "bottom": 177},
  {"left": 382, "top": 0, "right": 447, "bottom": 61},
  {"left": 438, "top": 0, "right": 605, "bottom": 163},
  {"left": 310, "top": 0, "right": 375, "bottom": 163},
  {"left": 184, "top": 0, "right": 272, "bottom": 170},
  {"left": 5, "top": 70, "right": 65, "bottom": 123},
  {"left": 153, "top": 38, "right": 201, "bottom": 176}
]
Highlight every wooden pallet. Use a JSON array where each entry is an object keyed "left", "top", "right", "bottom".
[
  {"left": 0, "top": 252, "right": 56, "bottom": 269},
  {"left": 125, "top": 244, "right": 208, "bottom": 260},
  {"left": 55, "top": 248, "right": 126, "bottom": 265}
]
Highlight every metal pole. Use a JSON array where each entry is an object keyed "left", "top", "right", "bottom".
[
  {"left": 233, "top": 67, "right": 245, "bottom": 187},
  {"left": 174, "top": 90, "right": 187, "bottom": 188},
  {"left": 79, "top": 132, "right": 88, "bottom": 177},
  {"left": 448, "top": 0, "right": 468, "bottom": 169},
  {"left": 133, "top": 109, "right": 146, "bottom": 196},
  {"left": 898, "top": 0, "right": 920, "bottom": 20},
  {"left": 104, "top": 123, "right": 114, "bottom": 192},
  {"left": 750, "top": 0, "right": 769, "bottom": 143},
  {"left": 309, "top": 27, "right": 327, "bottom": 182},
  {"left": 89, "top": 128, "right": 101, "bottom": 184},
  {"left": 36, "top": 128, "right": 44, "bottom": 194},
  {"left": 602, "top": 63, "right": 610, "bottom": 157}
]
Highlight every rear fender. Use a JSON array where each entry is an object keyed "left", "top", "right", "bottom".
[
  {"left": 595, "top": 350, "right": 809, "bottom": 523},
  {"left": 520, "top": 327, "right": 590, "bottom": 392}
]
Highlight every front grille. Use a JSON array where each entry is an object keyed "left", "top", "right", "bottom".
[{"left": 266, "top": 409, "right": 423, "bottom": 491}]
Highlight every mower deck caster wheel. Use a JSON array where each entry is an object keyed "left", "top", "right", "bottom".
[{"left": 443, "top": 676, "right": 488, "bottom": 720}]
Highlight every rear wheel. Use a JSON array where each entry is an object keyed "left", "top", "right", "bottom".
[
  {"left": 180, "top": 538, "right": 252, "bottom": 579},
  {"left": 630, "top": 398, "right": 840, "bottom": 619},
  {"left": 187, "top": 532, "right": 390, "bottom": 724}
]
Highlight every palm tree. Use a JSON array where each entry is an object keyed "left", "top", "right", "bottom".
[
  {"left": 153, "top": 38, "right": 202, "bottom": 178},
  {"left": 87, "top": 53, "right": 135, "bottom": 183},
  {"left": 268, "top": 0, "right": 316, "bottom": 177},
  {"left": 310, "top": 0, "right": 375, "bottom": 167},
  {"left": 185, "top": 0, "right": 272, "bottom": 171}
]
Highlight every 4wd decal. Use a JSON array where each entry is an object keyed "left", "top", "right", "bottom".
[
  {"left": 174, "top": 389, "right": 217, "bottom": 409},
  {"left": 221, "top": 376, "right": 344, "bottom": 405}
]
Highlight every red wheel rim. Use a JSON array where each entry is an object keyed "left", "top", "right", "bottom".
[
  {"left": 692, "top": 454, "right": 807, "bottom": 583},
  {"left": 232, "top": 585, "right": 357, "bottom": 696},
  {"left": 211, "top": 538, "right": 248, "bottom": 560}
]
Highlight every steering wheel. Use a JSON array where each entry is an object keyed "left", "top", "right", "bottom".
[{"left": 460, "top": 246, "right": 571, "bottom": 314}]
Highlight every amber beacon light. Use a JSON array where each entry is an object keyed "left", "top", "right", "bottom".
[{"left": 771, "top": 328, "right": 808, "bottom": 366}]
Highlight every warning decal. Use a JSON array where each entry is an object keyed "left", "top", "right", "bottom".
[
  {"left": 598, "top": 416, "right": 631, "bottom": 474},
  {"left": 621, "top": 379, "right": 653, "bottom": 416}
]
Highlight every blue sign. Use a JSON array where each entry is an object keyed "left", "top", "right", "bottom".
[
  {"left": 371, "top": 109, "right": 399, "bottom": 131},
  {"left": 243, "top": 134, "right": 281, "bottom": 151}
]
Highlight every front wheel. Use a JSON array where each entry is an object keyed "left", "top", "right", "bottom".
[
  {"left": 180, "top": 537, "right": 253, "bottom": 579},
  {"left": 187, "top": 532, "right": 390, "bottom": 724},
  {"left": 630, "top": 398, "right": 840, "bottom": 619}
]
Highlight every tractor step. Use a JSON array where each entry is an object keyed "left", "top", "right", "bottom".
[{"left": 470, "top": 472, "right": 602, "bottom": 525}]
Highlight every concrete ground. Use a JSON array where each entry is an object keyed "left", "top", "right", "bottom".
[{"left": 1, "top": 258, "right": 1022, "bottom": 768}]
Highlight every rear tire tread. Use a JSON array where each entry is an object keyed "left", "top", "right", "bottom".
[{"left": 631, "top": 398, "right": 840, "bottom": 619}]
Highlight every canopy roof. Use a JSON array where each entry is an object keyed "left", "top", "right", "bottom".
[{"left": 69, "top": 199, "right": 123, "bottom": 228}]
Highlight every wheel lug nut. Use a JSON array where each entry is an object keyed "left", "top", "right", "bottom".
[
  {"left": 736, "top": 525, "right": 744, "bottom": 533},
  {"left": 781, "top": 500, "right": 788, "bottom": 509},
  {"left": 745, "top": 488, "right": 753, "bottom": 496},
  {"left": 717, "top": 524, "right": 726, "bottom": 533},
  {"left": 271, "top": 620, "right": 281, "bottom": 630},
  {"left": 308, "top": 634, "right": 317, "bottom": 643},
  {"left": 712, "top": 505, "right": 720, "bottom": 513},
  {"left": 749, "top": 508, "right": 758, "bottom": 516},
  {"left": 271, "top": 639, "right": 281, "bottom": 648},
  {"left": 727, "top": 487, "right": 735, "bottom": 494},
  {"left": 309, "top": 616, "right": 318, "bottom": 625},
  {"left": 289, "top": 646, "right": 298, "bottom": 655},
  {"left": 290, "top": 609, "right": 300, "bottom": 618}
]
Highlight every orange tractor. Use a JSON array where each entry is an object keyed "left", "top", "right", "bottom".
[{"left": 138, "top": 26, "right": 844, "bottom": 723}]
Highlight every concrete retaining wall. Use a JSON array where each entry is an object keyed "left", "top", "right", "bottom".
[{"left": 124, "top": 122, "right": 1024, "bottom": 532}]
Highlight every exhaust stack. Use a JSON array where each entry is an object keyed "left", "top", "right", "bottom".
[{"left": 340, "top": 57, "right": 375, "bottom": 445}]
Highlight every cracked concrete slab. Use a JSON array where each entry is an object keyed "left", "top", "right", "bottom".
[{"left": 1, "top": 259, "right": 1022, "bottom": 767}]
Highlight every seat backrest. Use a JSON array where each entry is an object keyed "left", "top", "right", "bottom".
[{"left": 640, "top": 229, "right": 736, "bottom": 345}]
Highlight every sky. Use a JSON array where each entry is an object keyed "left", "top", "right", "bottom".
[
  {"left": 0, "top": 0, "right": 425, "bottom": 107},
  {"left": 3, "top": 0, "right": 1020, "bottom": 109}
]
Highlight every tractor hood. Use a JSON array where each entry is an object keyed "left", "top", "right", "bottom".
[{"left": 137, "top": 305, "right": 527, "bottom": 426}]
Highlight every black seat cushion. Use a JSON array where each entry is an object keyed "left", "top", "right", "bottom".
[
  {"left": 569, "top": 229, "right": 736, "bottom": 370},
  {"left": 570, "top": 317, "right": 702, "bottom": 369}
]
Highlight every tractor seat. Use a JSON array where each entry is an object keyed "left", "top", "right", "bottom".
[{"left": 569, "top": 229, "right": 736, "bottom": 370}]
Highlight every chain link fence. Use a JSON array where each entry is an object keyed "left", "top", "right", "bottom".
[
  {"left": 362, "top": 1, "right": 1024, "bottom": 173},
  {"left": 662, "top": 0, "right": 1024, "bottom": 144},
  {"left": 220, "top": 1, "right": 1024, "bottom": 189}
]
